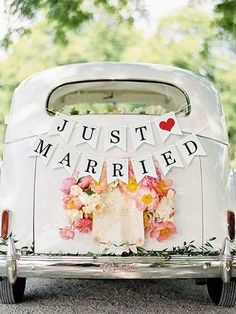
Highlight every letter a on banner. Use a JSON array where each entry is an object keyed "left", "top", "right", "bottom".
[
  {"left": 30, "top": 135, "right": 57, "bottom": 165},
  {"left": 154, "top": 145, "right": 184, "bottom": 176},
  {"left": 78, "top": 154, "right": 104, "bottom": 182},
  {"left": 130, "top": 122, "right": 155, "bottom": 150},
  {"left": 177, "top": 134, "right": 207, "bottom": 165},
  {"left": 48, "top": 113, "right": 75, "bottom": 143},
  {"left": 131, "top": 154, "right": 157, "bottom": 183},
  {"left": 76, "top": 123, "right": 100, "bottom": 149},
  {"left": 155, "top": 112, "right": 182, "bottom": 142},
  {"left": 107, "top": 159, "right": 128, "bottom": 184},
  {"left": 52, "top": 146, "right": 80, "bottom": 175}
]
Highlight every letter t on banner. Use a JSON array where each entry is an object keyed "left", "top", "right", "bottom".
[
  {"left": 154, "top": 145, "right": 184, "bottom": 176},
  {"left": 48, "top": 113, "right": 75, "bottom": 143},
  {"left": 130, "top": 122, "right": 155, "bottom": 150},
  {"left": 177, "top": 134, "right": 207, "bottom": 165},
  {"left": 131, "top": 154, "right": 157, "bottom": 183}
]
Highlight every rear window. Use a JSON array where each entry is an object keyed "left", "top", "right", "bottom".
[{"left": 47, "top": 80, "right": 190, "bottom": 116}]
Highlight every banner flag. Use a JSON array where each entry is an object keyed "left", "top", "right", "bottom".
[
  {"left": 78, "top": 154, "right": 104, "bottom": 182},
  {"left": 155, "top": 112, "right": 182, "bottom": 142},
  {"left": 131, "top": 154, "right": 157, "bottom": 183},
  {"left": 104, "top": 127, "right": 127, "bottom": 151},
  {"left": 154, "top": 145, "right": 184, "bottom": 176},
  {"left": 52, "top": 146, "right": 80, "bottom": 175},
  {"left": 177, "top": 134, "right": 207, "bottom": 165},
  {"left": 130, "top": 122, "right": 155, "bottom": 149},
  {"left": 76, "top": 123, "right": 100, "bottom": 149},
  {"left": 48, "top": 113, "right": 75, "bottom": 143},
  {"left": 107, "top": 159, "right": 128, "bottom": 184},
  {"left": 30, "top": 135, "right": 57, "bottom": 165}
]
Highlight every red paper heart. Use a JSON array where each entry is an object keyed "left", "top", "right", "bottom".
[{"left": 159, "top": 118, "right": 175, "bottom": 132}]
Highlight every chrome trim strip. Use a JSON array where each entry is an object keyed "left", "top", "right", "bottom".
[{"left": 0, "top": 255, "right": 235, "bottom": 280}]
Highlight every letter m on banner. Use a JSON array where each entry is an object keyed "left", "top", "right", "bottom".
[{"left": 30, "top": 135, "right": 57, "bottom": 165}]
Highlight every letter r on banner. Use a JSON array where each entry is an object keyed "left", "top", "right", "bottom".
[
  {"left": 107, "top": 159, "right": 128, "bottom": 184},
  {"left": 78, "top": 154, "right": 104, "bottom": 182}
]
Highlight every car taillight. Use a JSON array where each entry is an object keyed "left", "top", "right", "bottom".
[
  {"left": 1, "top": 210, "right": 9, "bottom": 239},
  {"left": 227, "top": 210, "right": 235, "bottom": 241}
]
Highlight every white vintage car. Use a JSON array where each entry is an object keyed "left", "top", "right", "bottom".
[{"left": 0, "top": 62, "right": 235, "bottom": 306}]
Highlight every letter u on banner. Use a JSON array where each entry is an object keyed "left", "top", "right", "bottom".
[
  {"left": 131, "top": 154, "right": 157, "bottom": 183},
  {"left": 76, "top": 123, "right": 100, "bottom": 149},
  {"left": 78, "top": 154, "right": 104, "bottom": 182},
  {"left": 48, "top": 113, "right": 76, "bottom": 143},
  {"left": 154, "top": 145, "right": 184, "bottom": 176}
]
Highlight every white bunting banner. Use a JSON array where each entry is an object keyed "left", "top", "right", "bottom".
[
  {"left": 177, "top": 134, "right": 207, "bottom": 165},
  {"left": 104, "top": 127, "right": 127, "bottom": 151},
  {"left": 155, "top": 112, "right": 182, "bottom": 142},
  {"left": 76, "top": 123, "right": 100, "bottom": 149},
  {"left": 48, "top": 113, "right": 75, "bottom": 143},
  {"left": 107, "top": 159, "right": 128, "bottom": 184},
  {"left": 78, "top": 154, "right": 104, "bottom": 182},
  {"left": 131, "top": 154, "right": 157, "bottom": 183},
  {"left": 52, "top": 146, "right": 80, "bottom": 175},
  {"left": 30, "top": 135, "right": 57, "bottom": 165},
  {"left": 154, "top": 145, "right": 184, "bottom": 176},
  {"left": 130, "top": 122, "right": 155, "bottom": 150}
]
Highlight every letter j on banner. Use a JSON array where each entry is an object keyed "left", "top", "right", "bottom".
[{"left": 48, "top": 113, "right": 75, "bottom": 143}]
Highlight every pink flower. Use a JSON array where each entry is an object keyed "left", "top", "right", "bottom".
[
  {"left": 61, "top": 177, "right": 76, "bottom": 194},
  {"left": 150, "top": 221, "right": 177, "bottom": 242},
  {"left": 63, "top": 195, "right": 83, "bottom": 210},
  {"left": 141, "top": 176, "right": 159, "bottom": 190},
  {"left": 78, "top": 176, "right": 92, "bottom": 189},
  {"left": 154, "top": 179, "right": 173, "bottom": 197},
  {"left": 59, "top": 226, "right": 75, "bottom": 240},
  {"left": 135, "top": 187, "right": 158, "bottom": 212},
  {"left": 73, "top": 218, "right": 93, "bottom": 233}
]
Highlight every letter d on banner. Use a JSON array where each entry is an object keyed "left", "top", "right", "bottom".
[{"left": 177, "top": 134, "right": 207, "bottom": 165}]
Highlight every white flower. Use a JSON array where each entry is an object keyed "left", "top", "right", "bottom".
[
  {"left": 66, "top": 209, "right": 83, "bottom": 223},
  {"left": 81, "top": 193, "right": 105, "bottom": 215},
  {"left": 155, "top": 196, "right": 175, "bottom": 222},
  {"left": 70, "top": 185, "right": 83, "bottom": 197}
]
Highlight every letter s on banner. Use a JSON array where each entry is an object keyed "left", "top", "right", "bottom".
[
  {"left": 104, "top": 127, "right": 127, "bottom": 151},
  {"left": 177, "top": 134, "right": 207, "bottom": 165},
  {"left": 48, "top": 113, "right": 76, "bottom": 143},
  {"left": 106, "top": 159, "right": 128, "bottom": 184},
  {"left": 131, "top": 154, "right": 157, "bottom": 183},
  {"left": 154, "top": 145, "right": 184, "bottom": 176},
  {"left": 52, "top": 146, "right": 80, "bottom": 175},
  {"left": 30, "top": 135, "right": 57, "bottom": 165},
  {"left": 78, "top": 154, "right": 104, "bottom": 182}
]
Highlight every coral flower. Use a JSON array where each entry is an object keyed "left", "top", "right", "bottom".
[
  {"left": 63, "top": 195, "right": 83, "bottom": 210},
  {"left": 150, "top": 221, "right": 177, "bottom": 242},
  {"left": 135, "top": 187, "right": 158, "bottom": 212},
  {"left": 61, "top": 177, "right": 76, "bottom": 194},
  {"left": 59, "top": 226, "right": 75, "bottom": 240},
  {"left": 73, "top": 218, "right": 93, "bottom": 233},
  {"left": 143, "top": 210, "right": 153, "bottom": 232},
  {"left": 154, "top": 179, "right": 173, "bottom": 197},
  {"left": 78, "top": 176, "right": 92, "bottom": 189}
]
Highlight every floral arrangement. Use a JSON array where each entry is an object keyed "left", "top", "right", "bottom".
[{"left": 59, "top": 163, "right": 177, "bottom": 253}]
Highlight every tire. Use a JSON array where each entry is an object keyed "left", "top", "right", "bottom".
[
  {"left": 207, "top": 278, "right": 236, "bottom": 307},
  {"left": 0, "top": 277, "right": 26, "bottom": 304}
]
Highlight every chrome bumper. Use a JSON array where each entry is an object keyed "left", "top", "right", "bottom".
[{"left": 0, "top": 238, "right": 235, "bottom": 283}]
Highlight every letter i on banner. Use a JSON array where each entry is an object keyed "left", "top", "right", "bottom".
[
  {"left": 48, "top": 113, "right": 76, "bottom": 143},
  {"left": 154, "top": 145, "right": 184, "bottom": 176},
  {"left": 30, "top": 135, "right": 57, "bottom": 165},
  {"left": 131, "top": 154, "right": 157, "bottom": 183},
  {"left": 177, "top": 134, "right": 207, "bottom": 165},
  {"left": 107, "top": 159, "right": 128, "bottom": 184},
  {"left": 155, "top": 112, "right": 182, "bottom": 142},
  {"left": 76, "top": 123, "right": 101, "bottom": 149},
  {"left": 52, "top": 146, "right": 80, "bottom": 175},
  {"left": 78, "top": 154, "right": 104, "bottom": 182}
]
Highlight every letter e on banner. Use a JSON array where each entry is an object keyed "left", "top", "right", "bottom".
[
  {"left": 131, "top": 154, "right": 157, "bottom": 183},
  {"left": 107, "top": 159, "right": 128, "bottom": 184},
  {"left": 52, "top": 146, "right": 80, "bottom": 175},
  {"left": 48, "top": 113, "right": 75, "bottom": 143},
  {"left": 177, "top": 134, "right": 207, "bottom": 165},
  {"left": 30, "top": 135, "right": 57, "bottom": 165},
  {"left": 154, "top": 145, "right": 184, "bottom": 176}
]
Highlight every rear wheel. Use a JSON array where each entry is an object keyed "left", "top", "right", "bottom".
[
  {"left": 0, "top": 277, "right": 26, "bottom": 304},
  {"left": 207, "top": 278, "right": 236, "bottom": 307}
]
